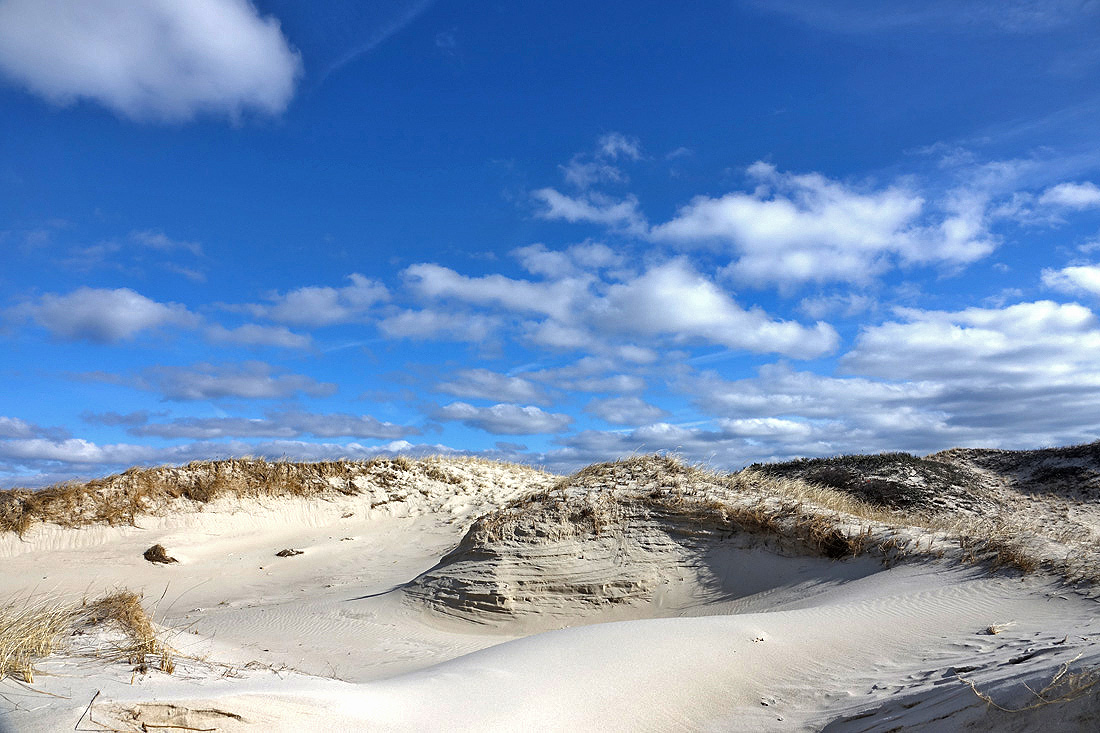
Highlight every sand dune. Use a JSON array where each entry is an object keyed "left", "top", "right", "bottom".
[{"left": 2, "top": 449, "right": 1099, "bottom": 731}]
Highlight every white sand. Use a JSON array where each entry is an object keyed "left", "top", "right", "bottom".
[{"left": 2, "top": 459, "right": 1099, "bottom": 732}]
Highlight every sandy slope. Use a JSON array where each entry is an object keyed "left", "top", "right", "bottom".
[{"left": 2, "top": 455, "right": 1099, "bottom": 732}]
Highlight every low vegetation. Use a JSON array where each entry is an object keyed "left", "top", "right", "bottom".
[
  {"left": 0, "top": 590, "right": 173, "bottom": 684},
  {"left": 749, "top": 451, "right": 989, "bottom": 513},
  {"left": 958, "top": 656, "right": 1100, "bottom": 713},
  {"left": 469, "top": 453, "right": 1098, "bottom": 583},
  {"left": 0, "top": 455, "right": 541, "bottom": 535}
]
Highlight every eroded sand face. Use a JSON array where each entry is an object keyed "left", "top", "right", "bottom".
[{"left": 2, "top": 454, "right": 1099, "bottom": 732}]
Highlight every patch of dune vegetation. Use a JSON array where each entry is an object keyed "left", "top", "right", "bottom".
[
  {"left": 0, "top": 455, "right": 547, "bottom": 535},
  {"left": 0, "top": 590, "right": 173, "bottom": 684}
]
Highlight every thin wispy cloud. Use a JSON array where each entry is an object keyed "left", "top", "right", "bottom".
[{"left": 317, "top": 0, "right": 435, "bottom": 84}]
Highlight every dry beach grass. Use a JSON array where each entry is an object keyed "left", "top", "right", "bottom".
[
  {"left": 0, "top": 455, "right": 541, "bottom": 536},
  {"left": 0, "top": 590, "right": 173, "bottom": 684}
]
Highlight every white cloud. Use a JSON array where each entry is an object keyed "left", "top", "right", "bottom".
[
  {"left": 377, "top": 309, "right": 500, "bottom": 342},
  {"left": 397, "top": 255, "right": 835, "bottom": 359},
  {"left": 245, "top": 274, "right": 388, "bottom": 327},
  {"left": 436, "top": 369, "right": 548, "bottom": 404},
  {"left": 717, "top": 417, "right": 815, "bottom": 439},
  {"left": 525, "top": 357, "right": 649, "bottom": 394},
  {"left": 843, "top": 300, "right": 1100, "bottom": 381},
  {"left": 798, "top": 292, "right": 876, "bottom": 319},
  {"left": 434, "top": 402, "right": 573, "bottom": 435},
  {"left": 0, "top": 416, "right": 39, "bottom": 439},
  {"left": 548, "top": 419, "right": 833, "bottom": 473},
  {"left": 131, "top": 410, "right": 416, "bottom": 440},
  {"left": 130, "top": 229, "right": 202, "bottom": 255},
  {"left": 532, "top": 189, "right": 647, "bottom": 233},
  {"left": 681, "top": 330, "right": 1100, "bottom": 461},
  {"left": 139, "top": 361, "right": 336, "bottom": 401},
  {"left": 512, "top": 242, "right": 622, "bottom": 278},
  {"left": 690, "top": 363, "right": 937, "bottom": 421},
  {"left": 404, "top": 263, "right": 586, "bottom": 320},
  {"left": 1042, "top": 264, "right": 1100, "bottom": 297},
  {"left": 13, "top": 287, "right": 198, "bottom": 343},
  {"left": 0, "top": 0, "right": 301, "bottom": 121},
  {"left": 205, "top": 323, "right": 312, "bottom": 349},
  {"left": 561, "top": 158, "right": 626, "bottom": 189},
  {"left": 0, "top": 437, "right": 159, "bottom": 465},
  {"left": 592, "top": 260, "right": 839, "bottom": 358},
  {"left": 585, "top": 396, "right": 667, "bottom": 425},
  {"left": 556, "top": 132, "right": 640, "bottom": 189},
  {"left": 1039, "top": 182, "right": 1100, "bottom": 210},
  {"left": 651, "top": 162, "right": 996, "bottom": 286},
  {"left": 597, "top": 132, "right": 641, "bottom": 160}
]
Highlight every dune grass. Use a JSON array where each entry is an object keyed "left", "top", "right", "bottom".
[
  {"left": 958, "top": 655, "right": 1100, "bottom": 713},
  {"left": 472, "top": 454, "right": 1093, "bottom": 582},
  {"left": 0, "top": 594, "right": 75, "bottom": 683},
  {"left": 0, "top": 590, "right": 174, "bottom": 683},
  {"left": 0, "top": 455, "right": 549, "bottom": 536}
]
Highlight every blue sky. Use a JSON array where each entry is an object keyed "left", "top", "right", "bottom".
[{"left": 3, "top": 0, "right": 1100, "bottom": 486}]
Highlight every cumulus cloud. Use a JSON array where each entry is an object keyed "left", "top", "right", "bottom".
[
  {"left": 650, "top": 162, "right": 996, "bottom": 286},
  {"left": 655, "top": 162, "right": 1003, "bottom": 286},
  {"left": 436, "top": 369, "right": 549, "bottom": 404},
  {"left": 771, "top": 300, "right": 1100, "bottom": 444},
  {"left": 205, "top": 323, "right": 312, "bottom": 349},
  {"left": 843, "top": 300, "right": 1100, "bottom": 381},
  {"left": 139, "top": 362, "right": 336, "bottom": 401},
  {"left": 548, "top": 419, "right": 831, "bottom": 473},
  {"left": 1042, "top": 264, "right": 1100, "bottom": 297},
  {"left": 532, "top": 189, "right": 647, "bottom": 233},
  {"left": 377, "top": 309, "right": 500, "bottom": 343},
  {"left": 682, "top": 330, "right": 1100, "bottom": 461},
  {"left": 12, "top": 287, "right": 198, "bottom": 343},
  {"left": 404, "top": 263, "right": 586, "bottom": 320},
  {"left": 0, "top": 416, "right": 41, "bottom": 439},
  {"left": 524, "top": 357, "right": 649, "bottom": 394},
  {"left": 585, "top": 396, "right": 667, "bottom": 425},
  {"left": 1039, "top": 182, "right": 1100, "bottom": 210},
  {"left": 130, "top": 410, "right": 417, "bottom": 440},
  {"left": 0, "top": 437, "right": 160, "bottom": 465},
  {"left": 243, "top": 274, "right": 388, "bottom": 327},
  {"left": 512, "top": 242, "right": 622, "bottom": 278},
  {"left": 0, "top": 0, "right": 301, "bottom": 121},
  {"left": 798, "top": 292, "right": 876, "bottom": 319},
  {"left": 399, "top": 256, "right": 836, "bottom": 359},
  {"left": 434, "top": 402, "right": 573, "bottom": 435},
  {"left": 592, "top": 260, "right": 839, "bottom": 358},
  {"left": 690, "top": 363, "right": 936, "bottom": 421}
]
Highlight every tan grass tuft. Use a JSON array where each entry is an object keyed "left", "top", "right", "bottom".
[
  {"left": 0, "top": 590, "right": 176, "bottom": 683},
  {"left": 0, "top": 595, "right": 75, "bottom": 683},
  {"left": 958, "top": 655, "right": 1100, "bottom": 712}
]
